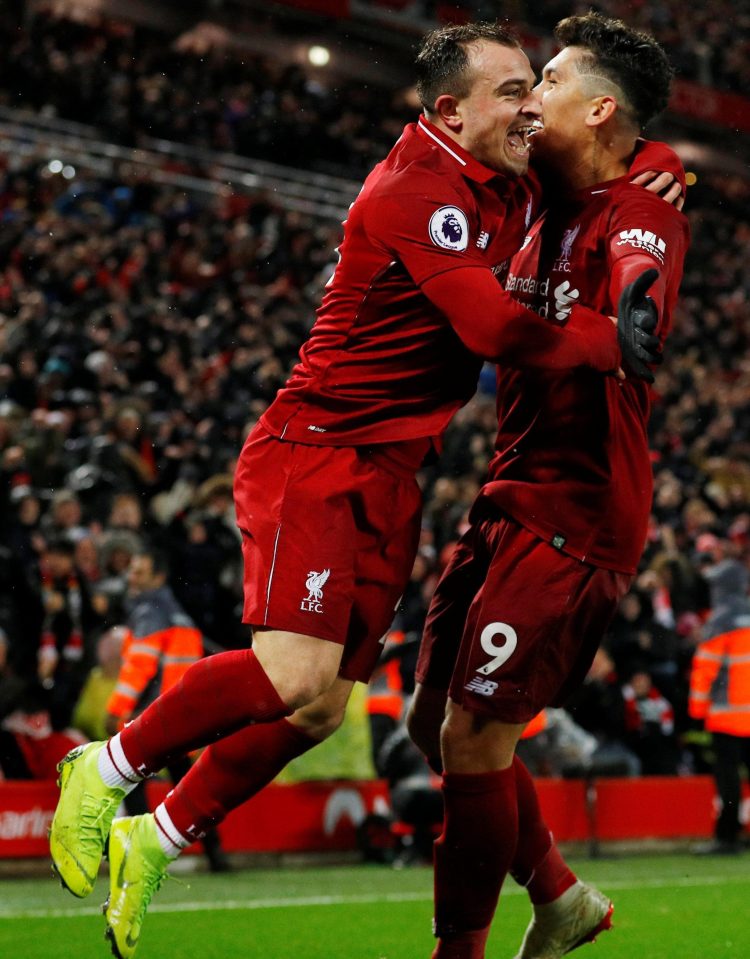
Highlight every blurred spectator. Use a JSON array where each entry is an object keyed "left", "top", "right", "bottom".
[
  {"left": 515, "top": 709, "right": 599, "bottom": 778},
  {"left": 71, "top": 626, "right": 126, "bottom": 743},
  {"left": 37, "top": 537, "right": 101, "bottom": 729},
  {"left": 42, "top": 489, "right": 88, "bottom": 543},
  {"left": 0, "top": 628, "right": 86, "bottom": 779},
  {"left": 94, "top": 530, "right": 142, "bottom": 627},
  {"left": 0, "top": 541, "right": 43, "bottom": 680},
  {"left": 4, "top": 485, "right": 45, "bottom": 571},
  {"left": 376, "top": 720, "right": 442, "bottom": 865},
  {"left": 0, "top": 627, "right": 26, "bottom": 722},
  {"left": 565, "top": 647, "right": 641, "bottom": 776},
  {"left": 0, "top": 692, "right": 86, "bottom": 780},
  {"left": 622, "top": 666, "right": 681, "bottom": 775},
  {"left": 607, "top": 588, "right": 681, "bottom": 702}
]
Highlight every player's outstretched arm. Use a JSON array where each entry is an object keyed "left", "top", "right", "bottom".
[{"left": 422, "top": 266, "right": 624, "bottom": 373}]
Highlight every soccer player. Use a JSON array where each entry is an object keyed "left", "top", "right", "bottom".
[
  {"left": 49, "top": 23, "right": 663, "bottom": 958},
  {"left": 408, "top": 14, "right": 690, "bottom": 959}
]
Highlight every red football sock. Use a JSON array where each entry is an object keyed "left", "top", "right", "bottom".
[
  {"left": 511, "top": 756, "right": 577, "bottom": 904},
  {"left": 159, "top": 719, "right": 318, "bottom": 842},
  {"left": 120, "top": 649, "right": 292, "bottom": 774},
  {"left": 432, "top": 766, "right": 518, "bottom": 959}
]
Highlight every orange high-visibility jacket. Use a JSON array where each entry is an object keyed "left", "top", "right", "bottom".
[
  {"left": 689, "top": 600, "right": 750, "bottom": 736},
  {"left": 367, "top": 631, "right": 406, "bottom": 723},
  {"left": 107, "top": 585, "right": 203, "bottom": 722},
  {"left": 520, "top": 711, "right": 548, "bottom": 739}
]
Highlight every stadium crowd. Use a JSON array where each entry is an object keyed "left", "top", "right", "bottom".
[
  {"left": 0, "top": 8, "right": 749, "bottom": 784},
  {"left": 522, "top": 0, "right": 749, "bottom": 92},
  {"left": 0, "top": 3, "right": 747, "bottom": 183}
]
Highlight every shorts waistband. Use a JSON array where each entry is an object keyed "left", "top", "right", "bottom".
[{"left": 360, "top": 437, "right": 434, "bottom": 479}]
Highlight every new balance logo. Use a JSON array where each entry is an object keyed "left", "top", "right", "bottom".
[
  {"left": 553, "top": 280, "right": 580, "bottom": 321},
  {"left": 465, "top": 676, "right": 499, "bottom": 697},
  {"left": 476, "top": 231, "right": 490, "bottom": 249},
  {"left": 300, "top": 569, "right": 330, "bottom": 613},
  {"left": 616, "top": 228, "right": 666, "bottom": 263}
]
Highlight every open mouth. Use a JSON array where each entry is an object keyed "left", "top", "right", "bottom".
[{"left": 507, "top": 120, "right": 544, "bottom": 156}]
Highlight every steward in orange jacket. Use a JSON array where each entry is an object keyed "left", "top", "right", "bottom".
[
  {"left": 689, "top": 561, "right": 750, "bottom": 737},
  {"left": 688, "top": 558, "right": 750, "bottom": 851},
  {"left": 106, "top": 552, "right": 203, "bottom": 731}
]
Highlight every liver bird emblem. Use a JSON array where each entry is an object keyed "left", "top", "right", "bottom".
[{"left": 305, "top": 569, "right": 331, "bottom": 602}]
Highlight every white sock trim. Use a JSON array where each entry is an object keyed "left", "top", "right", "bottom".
[
  {"left": 154, "top": 803, "right": 190, "bottom": 859},
  {"left": 97, "top": 735, "right": 141, "bottom": 792}
]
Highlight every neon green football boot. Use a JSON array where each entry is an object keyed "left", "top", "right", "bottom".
[
  {"left": 104, "top": 814, "right": 171, "bottom": 959},
  {"left": 50, "top": 742, "right": 126, "bottom": 897}
]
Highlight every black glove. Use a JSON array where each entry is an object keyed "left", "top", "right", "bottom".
[{"left": 617, "top": 267, "right": 662, "bottom": 383}]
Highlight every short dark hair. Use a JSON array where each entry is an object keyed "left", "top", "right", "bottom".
[
  {"left": 554, "top": 12, "right": 673, "bottom": 129},
  {"left": 136, "top": 546, "right": 170, "bottom": 579},
  {"left": 415, "top": 21, "right": 520, "bottom": 114}
]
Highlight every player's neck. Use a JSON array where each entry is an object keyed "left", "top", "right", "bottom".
[{"left": 564, "top": 136, "right": 629, "bottom": 191}]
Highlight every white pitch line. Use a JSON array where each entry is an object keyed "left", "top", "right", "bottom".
[{"left": 1, "top": 873, "right": 748, "bottom": 920}]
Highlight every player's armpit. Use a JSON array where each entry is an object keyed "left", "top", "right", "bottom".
[{"left": 421, "top": 267, "right": 620, "bottom": 372}]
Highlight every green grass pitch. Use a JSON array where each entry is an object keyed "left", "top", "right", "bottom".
[{"left": 1, "top": 853, "right": 748, "bottom": 958}]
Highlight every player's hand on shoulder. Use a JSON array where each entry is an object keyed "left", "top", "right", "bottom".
[
  {"left": 617, "top": 267, "right": 662, "bottom": 383},
  {"left": 631, "top": 170, "right": 685, "bottom": 211}
]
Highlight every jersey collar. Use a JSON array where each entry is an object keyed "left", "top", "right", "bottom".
[{"left": 416, "top": 116, "right": 499, "bottom": 185}]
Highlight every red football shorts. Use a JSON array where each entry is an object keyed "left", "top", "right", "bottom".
[
  {"left": 416, "top": 514, "right": 631, "bottom": 722},
  {"left": 234, "top": 424, "right": 422, "bottom": 683}
]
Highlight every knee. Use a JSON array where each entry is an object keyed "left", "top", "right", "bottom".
[
  {"left": 275, "top": 672, "right": 335, "bottom": 712},
  {"left": 440, "top": 708, "right": 521, "bottom": 773},
  {"left": 292, "top": 701, "right": 347, "bottom": 741},
  {"left": 253, "top": 634, "right": 341, "bottom": 710}
]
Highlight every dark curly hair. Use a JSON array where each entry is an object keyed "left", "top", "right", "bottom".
[
  {"left": 554, "top": 12, "right": 673, "bottom": 130},
  {"left": 415, "top": 21, "right": 519, "bottom": 114}
]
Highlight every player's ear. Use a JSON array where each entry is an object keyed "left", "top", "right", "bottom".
[
  {"left": 433, "top": 93, "right": 462, "bottom": 130},
  {"left": 586, "top": 95, "right": 617, "bottom": 128}
]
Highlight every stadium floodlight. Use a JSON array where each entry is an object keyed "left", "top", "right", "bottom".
[
  {"left": 308, "top": 45, "right": 331, "bottom": 67},
  {"left": 62, "top": 165, "right": 76, "bottom": 179},
  {"left": 48, "top": 159, "right": 63, "bottom": 174}
]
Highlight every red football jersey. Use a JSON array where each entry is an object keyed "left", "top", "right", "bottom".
[
  {"left": 262, "top": 118, "right": 539, "bottom": 448},
  {"left": 477, "top": 142, "right": 690, "bottom": 574}
]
